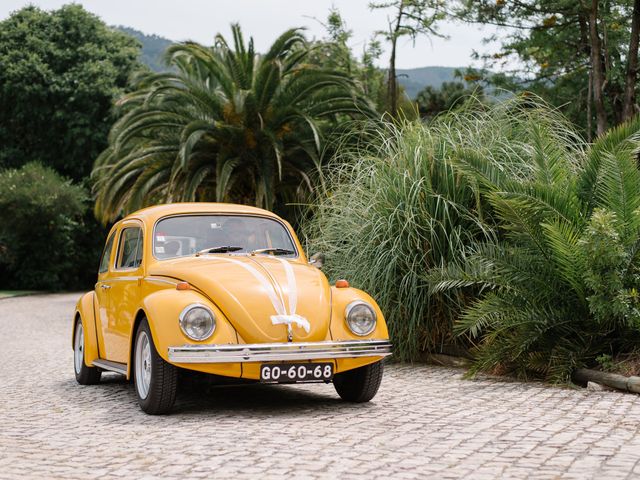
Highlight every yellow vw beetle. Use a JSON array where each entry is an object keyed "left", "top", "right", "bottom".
[{"left": 73, "top": 203, "right": 391, "bottom": 414}]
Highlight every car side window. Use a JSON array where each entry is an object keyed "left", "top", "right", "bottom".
[
  {"left": 98, "top": 233, "right": 115, "bottom": 274},
  {"left": 115, "top": 227, "right": 143, "bottom": 270}
]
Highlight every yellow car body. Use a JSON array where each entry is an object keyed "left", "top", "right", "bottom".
[{"left": 72, "top": 203, "right": 391, "bottom": 412}]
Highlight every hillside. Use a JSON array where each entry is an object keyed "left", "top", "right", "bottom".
[
  {"left": 396, "top": 66, "right": 459, "bottom": 99},
  {"left": 116, "top": 26, "right": 173, "bottom": 72},
  {"left": 116, "top": 27, "right": 462, "bottom": 96}
]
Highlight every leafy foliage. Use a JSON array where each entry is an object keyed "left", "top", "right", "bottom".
[
  {"left": 304, "top": 105, "right": 496, "bottom": 359},
  {"left": 93, "top": 24, "right": 376, "bottom": 223},
  {"left": 582, "top": 210, "right": 640, "bottom": 330},
  {"left": 428, "top": 99, "right": 640, "bottom": 381},
  {"left": 415, "top": 81, "right": 484, "bottom": 119},
  {"left": 308, "top": 94, "right": 640, "bottom": 379},
  {"left": 0, "top": 163, "right": 89, "bottom": 290},
  {"left": 370, "top": 0, "right": 448, "bottom": 116},
  {"left": 0, "top": 5, "right": 141, "bottom": 181},
  {"left": 460, "top": 0, "right": 640, "bottom": 136},
  {"left": 307, "top": 9, "right": 388, "bottom": 113}
]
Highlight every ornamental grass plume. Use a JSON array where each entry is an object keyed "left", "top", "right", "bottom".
[{"left": 307, "top": 95, "right": 640, "bottom": 380}]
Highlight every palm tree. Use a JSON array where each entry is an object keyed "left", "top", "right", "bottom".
[
  {"left": 92, "top": 24, "right": 375, "bottom": 222},
  {"left": 429, "top": 103, "right": 640, "bottom": 381}
]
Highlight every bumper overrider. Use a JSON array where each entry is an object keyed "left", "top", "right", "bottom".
[{"left": 167, "top": 339, "right": 393, "bottom": 363}]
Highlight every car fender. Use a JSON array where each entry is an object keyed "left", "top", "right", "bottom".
[
  {"left": 330, "top": 286, "right": 390, "bottom": 373},
  {"left": 136, "top": 288, "right": 239, "bottom": 365},
  {"left": 72, "top": 291, "right": 100, "bottom": 367}
]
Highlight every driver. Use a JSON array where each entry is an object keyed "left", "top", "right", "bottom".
[{"left": 222, "top": 218, "right": 258, "bottom": 251}]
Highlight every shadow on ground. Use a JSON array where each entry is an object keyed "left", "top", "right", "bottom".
[{"left": 61, "top": 370, "right": 361, "bottom": 417}]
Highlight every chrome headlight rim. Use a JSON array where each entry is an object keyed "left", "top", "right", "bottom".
[
  {"left": 179, "top": 303, "right": 216, "bottom": 341},
  {"left": 344, "top": 300, "right": 377, "bottom": 336}
]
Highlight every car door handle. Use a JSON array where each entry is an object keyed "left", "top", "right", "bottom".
[{"left": 100, "top": 284, "right": 111, "bottom": 290}]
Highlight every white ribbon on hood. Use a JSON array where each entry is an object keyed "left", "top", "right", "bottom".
[{"left": 206, "top": 256, "right": 310, "bottom": 334}]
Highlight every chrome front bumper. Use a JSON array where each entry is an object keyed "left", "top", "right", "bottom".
[{"left": 167, "top": 339, "right": 392, "bottom": 364}]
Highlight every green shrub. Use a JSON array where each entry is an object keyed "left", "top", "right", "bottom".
[
  {"left": 0, "top": 163, "right": 88, "bottom": 289},
  {"left": 595, "top": 354, "right": 616, "bottom": 372},
  {"left": 582, "top": 210, "right": 640, "bottom": 329},
  {"left": 308, "top": 94, "right": 640, "bottom": 381},
  {"left": 429, "top": 101, "right": 640, "bottom": 381},
  {"left": 304, "top": 105, "right": 497, "bottom": 360}
]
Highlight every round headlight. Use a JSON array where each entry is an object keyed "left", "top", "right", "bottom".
[
  {"left": 345, "top": 301, "right": 377, "bottom": 336},
  {"left": 179, "top": 304, "right": 216, "bottom": 341}
]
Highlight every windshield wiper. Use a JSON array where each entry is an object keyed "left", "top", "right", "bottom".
[
  {"left": 251, "top": 248, "right": 296, "bottom": 256},
  {"left": 195, "top": 245, "right": 243, "bottom": 256}
]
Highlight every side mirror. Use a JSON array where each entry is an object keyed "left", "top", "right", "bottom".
[{"left": 309, "top": 252, "right": 325, "bottom": 269}]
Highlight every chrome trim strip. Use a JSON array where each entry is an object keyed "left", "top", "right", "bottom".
[
  {"left": 112, "top": 220, "right": 144, "bottom": 271},
  {"left": 92, "top": 359, "right": 127, "bottom": 375},
  {"left": 102, "top": 276, "right": 143, "bottom": 283},
  {"left": 144, "top": 276, "right": 178, "bottom": 286},
  {"left": 167, "top": 339, "right": 392, "bottom": 363}
]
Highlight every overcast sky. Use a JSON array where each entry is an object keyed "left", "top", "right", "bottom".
[{"left": 0, "top": 0, "right": 500, "bottom": 69}]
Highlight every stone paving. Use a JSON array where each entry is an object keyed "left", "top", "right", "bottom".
[{"left": 2, "top": 293, "right": 640, "bottom": 479}]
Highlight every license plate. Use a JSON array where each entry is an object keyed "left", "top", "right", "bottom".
[{"left": 260, "top": 363, "right": 333, "bottom": 383}]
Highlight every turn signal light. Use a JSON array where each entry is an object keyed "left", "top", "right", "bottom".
[
  {"left": 176, "top": 281, "right": 191, "bottom": 291},
  {"left": 335, "top": 279, "right": 350, "bottom": 288}
]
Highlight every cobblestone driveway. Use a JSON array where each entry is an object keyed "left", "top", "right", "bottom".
[{"left": 2, "top": 293, "right": 640, "bottom": 479}]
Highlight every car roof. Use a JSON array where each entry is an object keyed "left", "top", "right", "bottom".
[{"left": 122, "top": 203, "right": 283, "bottom": 226}]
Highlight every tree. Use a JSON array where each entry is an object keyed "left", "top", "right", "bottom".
[
  {"left": 623, "top": 0, "right": 640, "bottom": 121},
  {"left": 93, "top": 25, "right": 376, "bottom": 223},
  {"left": 0, "top": 5, "right": 141, "bottom": 181},
  {"left": 415, "top": 81, "right": 484, "bottom": 118},
  {"left": 307, "top": 9, "right": 387, "bottom": 112},
  {"left": 370, "top": 0, "right": 448, "bottom": 117},
  {"left": 586, "top": 0, "right": 607, "bottom": 135},
  {"left": 360, "top": 39, "right": 388, "bottom": 110},
  {"left": 308, "top": 9, "right": 356, "bottom": 75},
  {"left": 0, "top": 163, "right": 88, "bottom": 289},
  {"left": 459, "top": 0, "right": 640, "bottom": 139}
]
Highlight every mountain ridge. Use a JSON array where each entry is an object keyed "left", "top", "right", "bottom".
[{"left": 116, "top": 26, "right": 460, "bottom": 98}]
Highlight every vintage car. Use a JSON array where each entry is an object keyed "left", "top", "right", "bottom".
[{"left": 73, "top": 203, "right": 392, "bottom": 414}]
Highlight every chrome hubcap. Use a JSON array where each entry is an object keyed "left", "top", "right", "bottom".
[
  {"left": 74, "top": 322, "right": 84, "bottom": 374},
  {"left": 135, "top": 331, "right": 152, "bottom": 400}
]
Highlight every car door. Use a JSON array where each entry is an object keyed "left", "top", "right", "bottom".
[
  {"left": 104, "top": 222, "right": 145, "bottom": 364},
  {"left": 94, "top": 230, "right": 116, "bottom": 360}
]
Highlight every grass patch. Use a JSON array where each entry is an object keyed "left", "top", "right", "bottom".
[{"left": 0, "top": 290, "right": 38, "bottom": 299}]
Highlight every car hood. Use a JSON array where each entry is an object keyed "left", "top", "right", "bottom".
[{"left": 148, "top": 255, "right": 332, "bottom": 343}]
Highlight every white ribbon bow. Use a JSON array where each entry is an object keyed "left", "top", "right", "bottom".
[{"left": 270, "top": 314, "right": 311, "bottom": 333}]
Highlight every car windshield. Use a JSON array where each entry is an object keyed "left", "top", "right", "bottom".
[{"left": 154, "top": 215, "right": 297, "bottom": 260}]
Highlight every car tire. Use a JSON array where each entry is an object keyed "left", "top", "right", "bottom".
[
  {"left": 333, "top": 361, "right": 384, "bottom": 402},
  {"left": 133, "top": 318, "right": 178, "bottom": 415},
  {"left": 73, "top": 319, "right": 101, "bottom": 385}
]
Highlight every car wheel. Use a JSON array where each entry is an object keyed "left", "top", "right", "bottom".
[
  {"left": 73, "top": 319, "right": 101, "bottom": 385},
  {"left": 133, "top": 318, "right": 178, "bottom": 415},
  {"left": 333, "top": 361, "right": 384, "bottom": 403}
]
